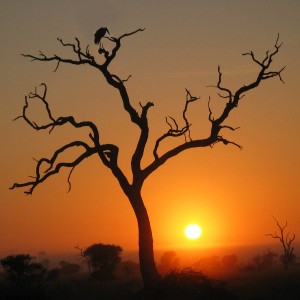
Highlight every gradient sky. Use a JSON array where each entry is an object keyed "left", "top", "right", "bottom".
[{"left": 1, "top": 0, "right": 300, "bottom": 256}]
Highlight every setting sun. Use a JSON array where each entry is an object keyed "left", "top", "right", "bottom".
[{"left": 184, "top": 224, "right": 202, "bottom": 240}]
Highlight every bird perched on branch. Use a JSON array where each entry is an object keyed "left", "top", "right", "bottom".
[
  {"left": 94, "top": 27, "right": 110, "bottom": 45},
  {"left": 94, "top": 27, "right": 110, "bottom": 55}
]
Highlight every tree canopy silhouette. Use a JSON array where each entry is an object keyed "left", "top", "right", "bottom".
[
  {"left": 0, "top": 254, "right": 47, "bottom": 298},
  {"left": 0, "top": 254, "right": 45, "bottom": 284},
  {"left": 11, "top": 27, "right": 284, "bottom": 289},
  {"left": 76, "top": 243, "right": 122, "bottom": 280}
]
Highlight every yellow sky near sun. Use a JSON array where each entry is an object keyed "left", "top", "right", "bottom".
[{"left": 0, "top": 1, "right": 300, "bottom": 256}]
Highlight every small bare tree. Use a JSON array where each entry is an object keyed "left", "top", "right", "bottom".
[
  {"left": 11, "top": 28, "right": 284, "bottom": 289},
  {"left": 266, "top": 216, "right": 296, "bottom": 269}
]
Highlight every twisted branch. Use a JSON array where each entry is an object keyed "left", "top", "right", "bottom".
[
  {"left": 153, "top": 89, "right": 199, "bottom": 159},
  {"left": 10, "top": 84, "right": 127, "bottom": 194},
  {"left": 143, "top": 35, "right": 284, "bottom": 178},
  {"left": 13, "top": 32, "right": 284, "bottom": 196}
]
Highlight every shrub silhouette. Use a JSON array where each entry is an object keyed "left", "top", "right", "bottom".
[
  {"left": 152, "top": 268, "right": 237, "bottom": 300},
  {"left": 0, "top": 254, "right": 46, "bottom": 285},
  {"left": 78, "top": 243, "right": 122, "bottom": 280},
  {"left": 158, "top": 251, "right": 180, "bottom": 275},
  {"left": 59, "top": 260, "right": 81, "bottom": 275},
  {"left": 221, "top": 255, "right": 237, "bottom": 269},
  {"left": 0, "top": 254, "right": 47, "bottom": 299}
]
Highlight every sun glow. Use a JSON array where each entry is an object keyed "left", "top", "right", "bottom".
[{"left": 184, "top": 224, "right": 202, "bottom": 240}]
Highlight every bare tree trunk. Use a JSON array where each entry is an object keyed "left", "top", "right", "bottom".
[
  {"left": 266, "top": 217, "right": 296, "bottom": 270},
  {"left": 129, "top": 190, "right": 161, "bottom": 289}
]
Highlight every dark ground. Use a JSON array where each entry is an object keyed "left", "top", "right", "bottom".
[{"left": 1, "top": 264, "right": 300, "bottom": 300}]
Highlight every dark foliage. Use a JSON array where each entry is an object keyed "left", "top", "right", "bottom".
[
  {"left": 0, "top": 254, "right": 47, "bottom": 299},
  {"left": 158, "top": 251, "right": 180, "bottom": 275},
  {"left": 59, "top": 260, "right": 81, "bottom": 275},
  {"left": 82, "top": 243, "right": 122, "bottom": 280},
  {"left": 1, "top": 254, "right": 46, "bottom": 284},
  {"left": 45, "top": 268, "right": 61, "bottom": 282},
  {"left": 221, "top": 255, "right": 237, "bottom": 269},
  {"left": 151, "top": 269, "right": 237, "bottom": 300}
]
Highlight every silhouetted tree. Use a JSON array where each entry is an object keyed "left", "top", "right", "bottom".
[
  {"left": 260, "top": 249, "right": 278, "bottom": 269},
  {"left": 10, "top": 27, "right": 284, "bottom": 289},
  {"left": 221, "top": 254, "right": 237, "bottom": 270},
  {"left": 240, "top": 250, "right": 277, "bottom": 272},
  {"left": 76, "top": 243, "right": 122, "bottom": 280},
  {"left": 45, "top": 268, "right": 61, "bottom": 282},
  {"left": 59, "top": 260, "right": 81, "bottom": 275},
  {"left": 0, "top": 254, "right": 46, "bottom": 285},
  {"left": 0, "top": 254, "right": 47, "bottom": 299},
  {"left": 198, "top": 255, "right": 221, "bottom": 272},
  {"left": 266, "top": 217, "right": 296, "bottom": 269},
  {"left": 117, "top": 260, "right": 140, "bottom": 279},
  {"left": 158, "top": 251, "right": 180, "bottom": 275},
  {"left": 153, "top": 268, "right": 236, "bottom": 300}
]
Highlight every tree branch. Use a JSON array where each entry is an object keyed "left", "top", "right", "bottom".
[
  {"left": 21, "top": 29, "right": 147, "bottom": 131},
  {"left": 18, "top": 29, "right": 147, "bottom": 195},
  {"left": 104, "top": 28, "right": 145, "bottom": 68},
  {"left": 16, "top": 32, "right": 284, "bottom": 198},
  {"left": 153, "top": 90, "right": 199, "bottom": 159},
  {"left": 266, "top": 216, "right": 296, "bottom": 268},
  {"left": 21, "top": 35, "right": 102, "bottom": 73},
  {"left": 10, "top": 144, "right": 97, "bottom": 194},
  {"left": 144, "top": 35, "right": 284, "bottom": 179},
  {"left": 131, "top": 101, "right": 154, "bottom": 185},
  {"left": 10, "top": 84, "right": 131, "bottom": 194}
]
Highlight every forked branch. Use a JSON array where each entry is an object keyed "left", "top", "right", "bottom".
[
  {"left": 153, "top": 89, "right": 199, "bottom": 159},
  {"left": 10, "top": 144, "right": 97, "bottom": 194},
  {"left": 22, "top": 28, "right": 145, "bottom": 72},
  {"left": 10, "top": 84, "right": 127, "bottom": 194},
  {"left": 266, "top": 216, "right": 296, "bottom": 269},
  {"left": 242, "top": 34, "right": 285, "bottom": 83},
  {"left": 206, "top": 35, "right": 284, "bottom": 145},
  {"left": 13, "top": 32, "right": 284, "bottom": 196},
  {"left": 143, "top": 35, "right": 284, "bottom": 179}
]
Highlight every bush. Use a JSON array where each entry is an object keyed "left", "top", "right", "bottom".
[
  {"left": 153, "top": 268, "right": 237, "bottom": 300},
  {"left": 81, "top": 243, "right": 122, "bottom": 280},
  {"left": 0, "top": 254, "right": 47, "bottom": 299}
]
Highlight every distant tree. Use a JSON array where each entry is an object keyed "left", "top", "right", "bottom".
[
  {"left": 260, "top": 249, "right": 278, "bottom": 268},
  {"left": 40, "top": 258, "right": 50, "bottom": 269},
  {"left": 240, "top": 250, "right": 277, "bottom": 272},
  {"left": 0, "top": 254, "right": 46, "bottom": 285},
  {"left": 45, "top": 268, "right": 61, "bottom": 282},
  {"left": 221, "top": 254, "right": 237, "bottom": 269},
  {"left": 153, "top": 268, "right": 236, "bottom": 299},
  {"left": 11, "top": 27, "right": 284, "bottom": 289},
  {"left": 117, "top": 260, "right": 140, "bottom": 279},
  {"left": 76, "top": 243, "right": 122, "bottom": 280},
  {"left": 198, "top": 255, "right": 221, "bottom": 272},
  {"left": 266, "top": 217, "right": 296, "bottom": 269},
  {"left": 59, "top": 260, "right": 81, "bottom": 275},
  {"left": 158, "top": 251, "right": 180, "bottom": 275},
  {"left": 0, "top": 254, "right": 47, "bottom": 299}
]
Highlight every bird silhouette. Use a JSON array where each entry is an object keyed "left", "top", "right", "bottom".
[{"left": 94, "top": 27, "right": 110, "bottom": 45}]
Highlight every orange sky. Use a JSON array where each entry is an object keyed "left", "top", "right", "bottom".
[{"left": 1, "top": 1, "right": 300, "bottom": 256}]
